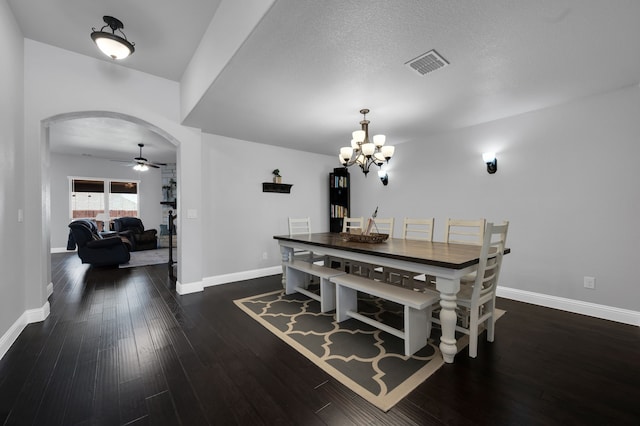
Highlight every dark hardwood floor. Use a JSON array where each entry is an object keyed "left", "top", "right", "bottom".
[{"left": 0, "top": 253, "right": 638, "bottom": 425}]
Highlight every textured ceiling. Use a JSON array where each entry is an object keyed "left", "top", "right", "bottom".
[{"left": 9, "top": 0, "right": 640, "bottom": 160}]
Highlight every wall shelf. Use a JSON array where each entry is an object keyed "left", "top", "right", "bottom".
[
  {"left": 262, "top": 182, "right": 293, "bottom": 193},
  {"left": 160, "top": 201, "right": 177, "bottom": 209}
]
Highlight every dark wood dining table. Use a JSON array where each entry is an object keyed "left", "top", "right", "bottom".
[{"left": 274, "top": 232, "right": 503, "bottom": 363}]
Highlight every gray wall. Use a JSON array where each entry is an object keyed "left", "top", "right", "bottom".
[
  {"left": 351, "top": 85, "right": 640, "bottom": 312},
  {"left": 201, "top": 133, "right": 336, "bottom": 277},
  {"left": 0, "top": 1, "right": 26, "bottom": 345},
  {"left": 49, "top": 152, "right": 164, "bottom": 250}
]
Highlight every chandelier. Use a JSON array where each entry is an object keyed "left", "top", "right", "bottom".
[
  {"left": 338, "top": 109, "right": 395, "bottom": 176},
  {"left": 91, "top": 16, "right": 135, "bottom": 60}
]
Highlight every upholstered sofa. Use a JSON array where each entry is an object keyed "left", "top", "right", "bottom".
[
  {"left": 68, "top": 219, "right": 131, "bottom": 267},
  {"left": 113, "top": 217, "right": 158, "bottom": 251}
]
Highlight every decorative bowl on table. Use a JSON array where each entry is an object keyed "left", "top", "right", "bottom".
[{"left": 339, "top": 232, "right": 389, "bottom": 243}]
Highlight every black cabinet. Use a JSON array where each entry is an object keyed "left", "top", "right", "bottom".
[{"left": 329, "top": 168, "right": 350, "bottom": 233}]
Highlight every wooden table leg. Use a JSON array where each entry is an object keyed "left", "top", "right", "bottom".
[
  {"left": 436, "top": 277, "right": 460, "bottom": 363},
  {"left": 280, "top": 246, "right": 292, "bottom": 288}
]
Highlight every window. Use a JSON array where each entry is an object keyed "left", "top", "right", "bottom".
[
  {"left": 109, "top": 181, "right": 139, "bottom": 218},
  {"left": 70, "top": 178, "right": 140, "bottom": 229},
  {"left": 70, "top": 179, "right": 106, "bottom": 220}
]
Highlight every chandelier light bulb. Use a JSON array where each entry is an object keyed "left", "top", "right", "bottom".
[
  {"left": 381, "top": 145, "right": 395, "bottom": 160},
  {"left": 353, "top": 130, "right": 366, "bottom": 143},
  {"left": 340, "top": 147, "right": 354, "bottom": 160},
  {"left": 362, "top": 143, "right": 375, "bottom": 156},
  {"left": 373, "top": 134, "right": 386, "bottom": 147}
]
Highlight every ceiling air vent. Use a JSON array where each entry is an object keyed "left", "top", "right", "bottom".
[{"left": 405, "top": 49, "right": 449, "bottom": 76}]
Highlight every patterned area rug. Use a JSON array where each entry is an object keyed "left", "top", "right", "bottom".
[
  {"left": 119, "top": 248, "right": 171, "bottom": 268},
  {"left": 235, "top": 289, "right": 503, "bottom": 411}
]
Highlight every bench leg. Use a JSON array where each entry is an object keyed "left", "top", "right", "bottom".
[
  {"left": 319, "top": 277, "right": 336, "bottom": 312},
  {"left": 285, "top": 267, "right": 307, "bottom": 295},
  {"left": 404, "top": 306, "right": 428, "bottom": 356},
  {"left": 336, "top": 284, "right": 357, "bottom": 322}
]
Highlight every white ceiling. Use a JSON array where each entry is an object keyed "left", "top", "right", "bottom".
[{"left": 9, "top": 0, "right": 640, "bottom": 160}]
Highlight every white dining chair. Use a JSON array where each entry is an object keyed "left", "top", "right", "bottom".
[
  {"left": 444, "top": 218, "right": 486, "bottom": 245},
  {"left": 429, "top": 221, "right": 509, "bottom": 358},
  {"left": 287, "top": 217, "right": 325, "bottom": 264},
  {"left": 342, "top": 216, "right": 364, "bottom": 233},
  {"left": 371, "top": 217, "right": 394, "bottom": 236},
  {"left": 331, "top": 216, "right": 365, "bottom": 273},
  {"left": 385, "top": 218, "right": 434, "bottom": 286},
  {"left": 402, "top": 217, "right": 435, "bottom": 241},
  {"left": 422, "top": 218, "right": 487, "bottom": 290}
]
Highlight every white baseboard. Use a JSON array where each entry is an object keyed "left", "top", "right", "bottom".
[
  {"left": 497, "top": 286, "right": 639, "bottom": 327},
  {"left": 176, "top": 280, "right": 204, "bottom": 295},
  {"left": 51, "top": 247, "right": 74, "bottom": 253},
  {"left": 203, "top": 266, "right": 282, "bottom": 288},
  {"left": 0, "top": 301, "right": 51, "bottom": 361},
  {"left": 47, "top": 282, "right": 53, "bottom": 298}
]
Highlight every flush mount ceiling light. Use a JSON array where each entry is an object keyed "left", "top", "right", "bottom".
[
  {"left": 338, "top": 109, "right": 395, "bottom": 177},
  {"left": 91, "top": 16, "right": 135, "bottom": 60}
]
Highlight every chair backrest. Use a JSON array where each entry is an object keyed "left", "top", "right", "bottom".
[
  {"left": 68, "top": 219, "right": 101, "bottom": 247},
  {"left": 444, "top": 218, "right": 486, "bottom": 245},
  {"left": 342, "top": 216, "right": 364, "bottom": 233},
  {"left": 372, "top": 217, "right": 394, "bottom": 237},
  {"left": 288, "top": 217, "right": 312, "bottom": 235},
  {"left": 471, "top": 221, "right": 509, "bottom": 304},
  {"left": 113, "top": 217, "right": 144, "bottom": 233},
  {"left": 402, "top": 218, "right": 434, "bottom": 241}
]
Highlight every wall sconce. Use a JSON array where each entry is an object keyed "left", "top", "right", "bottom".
[
  {"left": 378, "top": 170, "right": 389, "bottom": 185},
  {"left": 482, "top": 152, "right": 497, "bottom": 174}
]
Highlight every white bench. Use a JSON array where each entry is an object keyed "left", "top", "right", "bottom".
[
  {"left": 285, "top": 260, "right": 346, "bottom": 312},
  {"left": 330, "top": 273, "right": 440, "bottom": 356}
]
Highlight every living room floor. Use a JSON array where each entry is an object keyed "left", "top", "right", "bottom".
[{"left": 0, "top": 253, "right": 638, "bottom": 425}]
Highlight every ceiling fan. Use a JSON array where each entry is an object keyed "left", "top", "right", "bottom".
[{"left": 130, "top": 143, "right": 166, "bottom": 170}]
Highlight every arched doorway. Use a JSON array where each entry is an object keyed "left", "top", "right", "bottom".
[{"left": 43, "top": 111, "right": 180, "bottom": 283}]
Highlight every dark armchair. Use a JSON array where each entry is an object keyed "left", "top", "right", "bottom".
[
  {"left": 68, "top": 219, "right": 131, "bottom": 267},
  {"left": 113, "top": 217, "right": 158, "bottom": 251}
]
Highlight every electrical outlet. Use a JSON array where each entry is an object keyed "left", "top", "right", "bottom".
[
  {"left": 583, "top": 276, "right": 596, "bottom": 289},
  {"left": 262, "top": 252, "right": 268, "bottom": 260}
]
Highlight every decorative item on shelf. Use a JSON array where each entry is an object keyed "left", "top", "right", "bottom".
[
  {"left": 162, "top": 185, "right": 171, "bottom": 201},
  {"left": 91, "top": 16, "right": 135, "bottom": 59},
  {"left": 340, "top": 206, "right": 388, "bottom": 243},
  {"left": 338, "top": 109, "right": 395, "bottom": 177},
  {"left": 264, "top": 169, "right": 292, "bottom": 193}
]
